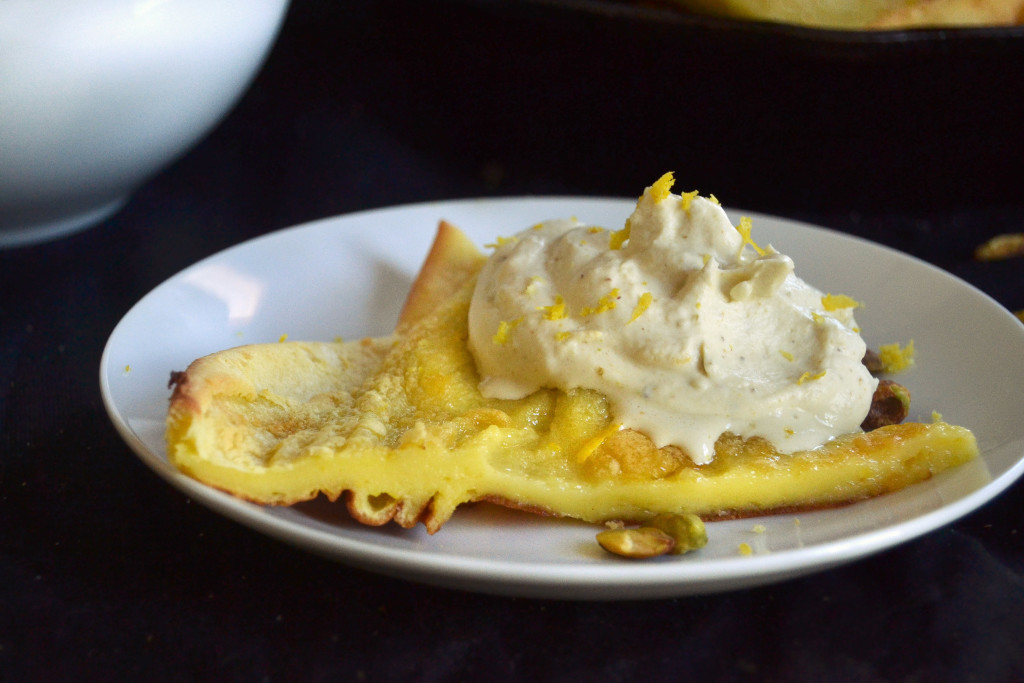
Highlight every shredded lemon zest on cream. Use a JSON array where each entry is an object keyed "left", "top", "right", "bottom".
[
  {"left": 648, "top": 172, "right": 675, "bottom": 203},
  {"left": 628, "top": 292, "right": 653, "bottom": 324},
  {"left": 576, "top": 422, "right": 622, "bottom": 463},
  {"left": 609, "top": 220, "right": 631, "bottom": 250},
  {"left": 736, "top": 216, "right": 766, "bottom": 256},
  {"left": 555, "top": 331, "right": 571, "bottom": 342},
  {"left": 540, "top": 295, "right": 567, "bottom": 321},
  {"left": 492, "top": 318, "right": 522, "bottom": 344},
  {"left": 798, "top": 370, "right": 827, "bottom": 384},
  {"left": 738, "top": 543, "right": 753, "bottom": 556},
  {"left": 484, "top": 235, "right": 518, "bottom": 249},
  {"left": 779, "top": 350, "right": 794, "bottom": 362},
  {"left": 581, "top": 289, "right": 620, "bottom": 316},
  {"left": 822, "top": 293, "right": 862, "bottom": 311},
  {"left": 680, "top": 190, "right": 699, "bottom": 211}
]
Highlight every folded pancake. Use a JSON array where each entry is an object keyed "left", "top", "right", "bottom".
[{"left": 167, "top": 221, "right": 978, "bottom": 533}]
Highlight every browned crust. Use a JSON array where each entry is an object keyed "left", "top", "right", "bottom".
[
  {"left": 344, "top": 490, "right": 399, "bottom": 527},
  {"left": 479, "top": 495, "right": 561, "bottom": 519},
  {"left": 344, "top": 490, "right": 449, "bottom": 534},
  {"left": 166, "top": 356, "right": 224, "bottom": 448},
  {"left": 396, "top": 220, "right": 487, "bottom": 334},
  {"left": 481, "top": 491, "right": 886, "bottom": 525},
  {"left": 167, "top": 367, "right": 199, "bottom": 416}
]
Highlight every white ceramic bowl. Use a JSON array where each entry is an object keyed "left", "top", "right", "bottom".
[{"left": 0, "top": 0, "right": 290, "bottom": 247}]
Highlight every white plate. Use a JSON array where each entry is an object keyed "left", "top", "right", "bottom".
[{"left": 100, "top": 197, "right": 1024, "bottom": 599}]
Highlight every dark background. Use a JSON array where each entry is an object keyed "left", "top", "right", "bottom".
[{"left": 2, "top": 1, "right": 1023, "bottom": 680}]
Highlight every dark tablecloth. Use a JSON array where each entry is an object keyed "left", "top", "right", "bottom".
[{"left": 2, "top": 1, "right": 1023, "bottom": 680}]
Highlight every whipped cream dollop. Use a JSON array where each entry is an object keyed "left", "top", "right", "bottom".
[{"left": 467, "top": 174, "right": 877, "bottom": 464}]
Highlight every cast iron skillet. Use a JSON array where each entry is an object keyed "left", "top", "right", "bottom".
[{"left": 462, "top": 0, "right": 1024, "bottom": 56}]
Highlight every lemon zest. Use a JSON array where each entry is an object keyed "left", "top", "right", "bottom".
[
  {"left": 736, "top": 216, "right": 766, "bottom": 256},
  {"left": 540, "top": 295, "right": 567, "bottom": 321},
  {"left": 609, "top": 220, "right": 631, "bottom": 250},
  {"left": 492, "top": 318, "right": 522, "bottom": 345},
  {"left": 628, "top": 292, "right": 653, "bottom": 324},
  {"left": 822, "top": 293, "right": 862, "bottom": 311},
  {"left": 581, "top": 289, "right": 620, "bottom": 316},
  {"left": 878, "top": 340, "right": 916, "bottom": 373},
  {"left": 680, "top": 190, "right": 699, "bottom": 212},
  {"left": 648, "top": 172, "right": 675, "bottom": 203},
  {"left": 484, "top": 235, "right": 518, "bottom": 249},
  {"left": 798, "top": 370, "right": 827, "bottom": 385},
  {"left": 576, "top": 422, "right": 622, "bottom": 463}
]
